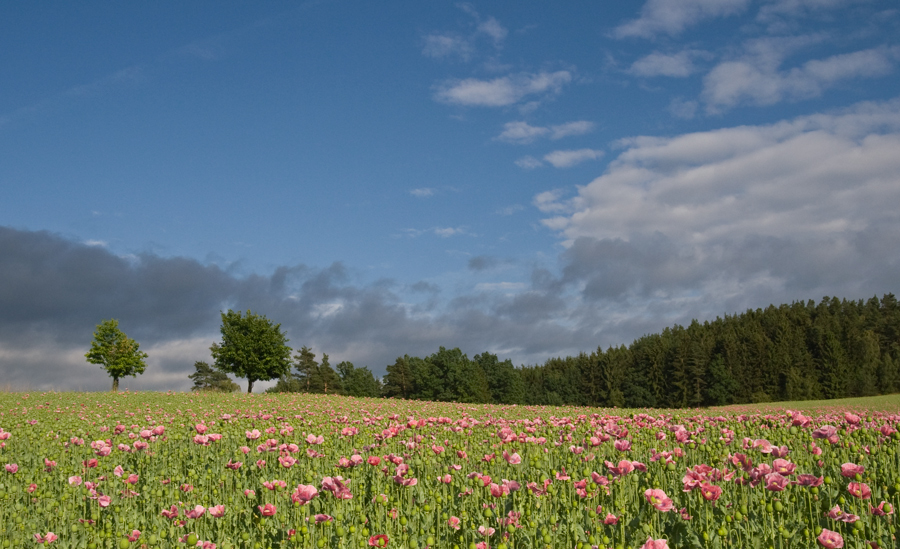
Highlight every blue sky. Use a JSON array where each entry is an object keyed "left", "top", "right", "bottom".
[{"left": 2, "top": 0, "right": 899, "bottom": 391}]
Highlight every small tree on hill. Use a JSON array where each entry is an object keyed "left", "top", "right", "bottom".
[
  {"left": 189, "top": 361, "right": 240, "bottom": 392},
  {"left": 85, "top": 319, "right": 148, "bottom": 392},
  {"left": 210, "top": 310, "right": 292, "bottom": 393}
]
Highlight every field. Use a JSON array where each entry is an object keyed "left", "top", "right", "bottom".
[{"left": 1, "top": 391, "right": 898, "bottom": 549}]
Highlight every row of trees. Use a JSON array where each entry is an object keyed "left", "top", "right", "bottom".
[
  {"left": 93, "top": 294, "right": 900, "bottom": 406},
  {"left": 380, "top": 294, "right": 900, "bottom": 407}
]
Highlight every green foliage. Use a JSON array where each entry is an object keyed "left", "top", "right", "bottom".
[
  {"left": 209, "top": 309, "right": 291, "bottom": 393},
  {"left": 188, "top": 361, "right": 239, "bottom": 392},
  {"left": 84, "top": 319, "right": 148, "bottom": 392},
  {"left": 337, "top": 361, "right": 381, "bottom": 398},
  {"left": 376, "top": 293, "right": 900, "bottom": 409}
]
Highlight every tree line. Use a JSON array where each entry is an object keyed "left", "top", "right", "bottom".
[{"left": 187, "top": 294, "right": 900, "bottom": 407}]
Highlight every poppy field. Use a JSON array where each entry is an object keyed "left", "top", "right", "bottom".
[{"left": 1, "top": 391, "right": 898, "bottom": 549}]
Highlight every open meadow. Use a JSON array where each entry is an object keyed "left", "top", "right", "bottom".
[{"left": 1, "top": 391, "right": 898, "bottom": 549}]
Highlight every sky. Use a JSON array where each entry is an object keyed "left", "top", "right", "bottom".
[{"left": 1, "top": 0, "right": 899, "bottom": 392}]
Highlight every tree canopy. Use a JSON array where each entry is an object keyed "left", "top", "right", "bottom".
[
  {"left": 210, "top": 310, "right": 291, "bottom": 393},
  {"left": 188, "top": 361, "right": 240, "bottom": 392},
  {"left": 84, "top": 319, "right": 148, "bottom": 392}
]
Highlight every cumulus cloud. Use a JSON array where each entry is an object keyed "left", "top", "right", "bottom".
[
  {"left": 434, "top": 71, "right": 572, "bottom": 107},
  {"left": 543, "top": 149, "right": 605, "bottom": 168},
  {"left": 539, "top": 98, "right": 900, "bottom": 306},
  {"left": 613, "top": 0, "right": 751, "bottom": 39},
  {"left": 703, "top": 45, "right": 900, "bottom": 111}
]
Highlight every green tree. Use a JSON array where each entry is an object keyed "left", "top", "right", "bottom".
[
  {"left": 382, "top": 355, "right": 414, "bottom": 399},
  {"left": 474, "top": 352, "right": 525, "bottom": 404},
  {"left": 189, "top": 361, "right": 240, "bottom": 392},
  {"left": 210, "top": 310, "right": 292, "bottom": 393},
  {"left": 85, "top": 319, "right": 148, "bottom": 392},
  {"left": 293, "top": 346, "right": 318, "bottom": 392},
  {"left": 337, "top": 361, "right": 381, "bottom": 398},
  {"left": 308, "top": 353, "right": 343, "bottom": 394}
]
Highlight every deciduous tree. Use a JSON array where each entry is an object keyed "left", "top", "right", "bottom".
[
  {"left": 85, "top": 319, "right": 148, "bottom": 392},
  {"left": 210, "top": 310, "right": 291, "bottom": 393}
]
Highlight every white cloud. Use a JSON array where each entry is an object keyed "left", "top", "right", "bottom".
[
  {"left": 410, "top": 188, "right": 435, "bottom": 197},
  {"left": 543, "top": 149, "right": 605, "bottom": 168},
  {"left": 540, "top": 98, "right": 900, "bottom": 248},
  {"left": 629, "top": 50, "right": 709, "bottom": 77},
  {"left": 434, "top": 71, "right": 572, "bottom": 107},
  {"left": 477, "top": 17, "right": 508, "bottom": 45},
  {"left": 515, "top": 156, "right": 543, "bottom": 169},
  {"left": 83, "top": 239, "right": 108, "bottom": 247},
  {"left": 496, "top": 121, "right": 550, "bottom": 143},
  {"left": 434, "top": 227, "right": 466, "bottom": 237},
  {"left": 613, "top": 0, "right": 751, "bottom": 39},
  {"left": 550, "top": 121, "right": 595, "bottom": 139},
  {"left": 533, "top": 189, "right": 572, "bottom": 213},
  {"left": 703, "top": 46, "right": 899, "bottom": 111},
  {"left": 422, "top": 5, "right": 507, "bottom": 61},
  {"left": 497, "top": 120, "right": 594, "bottom": 144},
  {"left": 422, "top": 34, "right": 474, "bottom": 60}
]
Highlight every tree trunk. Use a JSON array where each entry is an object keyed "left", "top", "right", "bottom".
[
  {"left": 112, "top": 377, "right": 119, "bottom": 392},
  {"left": 247, "top": 379, "right": 254, "bottom": 394}
]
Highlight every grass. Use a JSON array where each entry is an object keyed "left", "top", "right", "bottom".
[{"left": 711, "top": 393, "right": 900, "bottom": 413}]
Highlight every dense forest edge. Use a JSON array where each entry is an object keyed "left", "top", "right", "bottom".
[{"left": 190, "top": 294, "right": 900, "bottom": 409}]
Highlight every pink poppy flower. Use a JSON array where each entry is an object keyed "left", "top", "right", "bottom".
[
  {"left": 641, "top": 538, "right": 669, "bottom": 549},
  {"left": 306, "top": 434, "right": 324, "bottom": 445},
  {"left": 614, "top": 439, "right": 632, "bottom": 451},
  {"left": 128, "top": 530, "right": 141, "bottom": 542},
  {"left": 367, "top": 456, "right": 381, "bottom": 466},
  {"left": 97, "top": 495, "right": 111, "bottom": 507},
  {"left": 225, "top": 460, "right": 242, "bottom": 470},
  {"left": 817, "top": 528, "right": 844, "bottom": 548},
  {"left": 34, "top": 532, "right": 58, "bottom": 544},
  {"left": 4, "top": 463, "right": 18, "bottom": 474},
  {"left": 68, "top": 475, "right": 82, "bottom": 486},
  {"left": 477, "top": 526, "right": 495, "bottom": 537},
  {"left": 840, "top": 463, "right": 864, "bottom": 478},
  {"left": 246, "top": 429, "right": 261, "bottom": 440},
  {"left": 208, "top": 505, "right": 225, "bottom": 518},
  {"left": 186, "top": 505, "right": 206, "bottom": 519},
  {"left": 314, "top": 514, "right": 333, "bottom": 524},
  {"left": 278, "top": 455, "right": 297, "bottom": 468},
  {"left": 368, "top": 534, "right": 389, "bottom": 547},
  {"left": 195, "top": 424, "right": 208, "bottom": 434},
  {"left": 764, "top": 472, "right": 789, "bottom": 491},
  {"left": 604, "top": 513, "right": 619, "bottom": 525},
  {"left": 448, "top": 516, "right": 461, "bottom": 530},
  {"left": 772, "top": 459, "right": 796, "bottom": 475},
  {"left": 502, "top": 450, "right": 522, "bottom": 464},
  {"left": 848, "top": 482, "right": 872, "bottom": 499},
  {"left": 292, "top": 484, "right": 318, "bottom": 505},
  {"left": 644, "top": 488, "right": 674, "bottom": 512},
  {"left": 699, "top": 482, "right": 722, "bottom": 501},
  {"left": 870, "top": 501, "right": 894, "bottom": 516},
  {"left": 258, "top": 503, "right": 277, "bottom": 516},
  {"left": 161, "top": 505, "right": 179, "bottom": 519}
]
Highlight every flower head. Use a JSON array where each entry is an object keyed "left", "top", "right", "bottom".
[
  {"left": 368, "top": 534, "right": 389, "bottom": 547},
  {"left": 817, "top": 528, "right": 844, "bottom": 548},
  {"left": 644, "top": 488, "right": 674, "bottom": 512}
]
